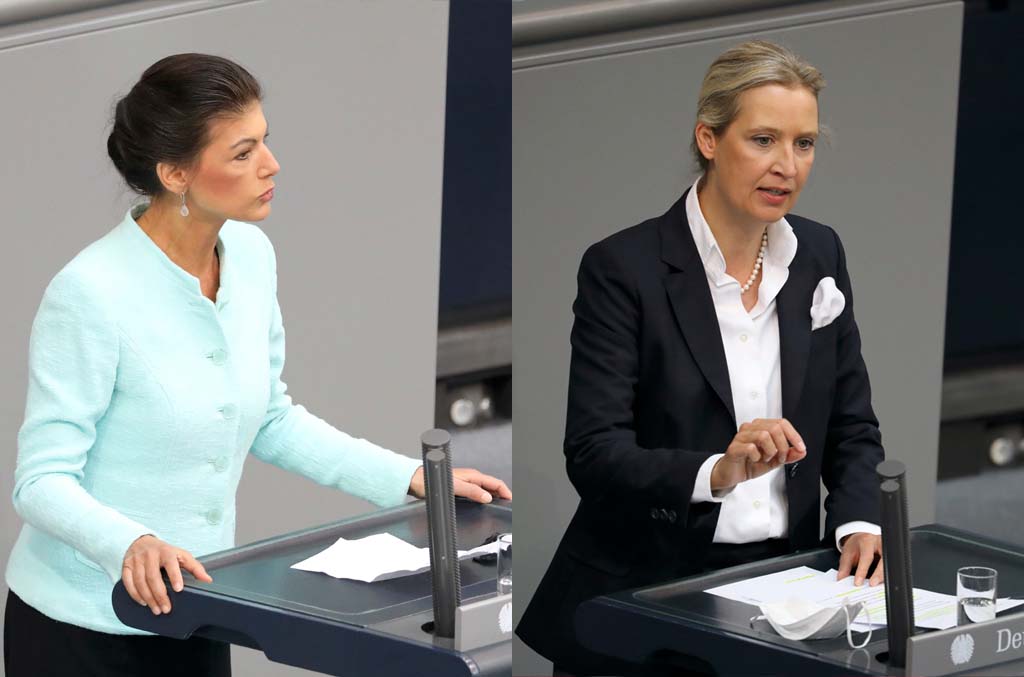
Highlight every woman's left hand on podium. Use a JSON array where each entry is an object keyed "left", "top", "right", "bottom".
[
  {"left": 837, "top": 532, "right": 884, "bottom": 587},
  {"left": 408, "top": 467, "right": 512, "bottom": 503}
]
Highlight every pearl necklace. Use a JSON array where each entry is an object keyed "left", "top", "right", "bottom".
[{"left": 740, "top": 229, "right": 768, "bottom": 293}]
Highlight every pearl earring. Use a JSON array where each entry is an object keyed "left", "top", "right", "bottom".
[{"left": 179, "top": 191, "right": 189, "bottom": 217}]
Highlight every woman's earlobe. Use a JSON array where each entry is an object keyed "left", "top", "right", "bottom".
[{"left": 695, "top": 127, "right": 715, "bottom": 161}]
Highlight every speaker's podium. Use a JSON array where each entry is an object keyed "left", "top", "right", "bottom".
[
  {"left": 577, "top": 524, "right": 1024, "bottom": 676},
  {"left": 111, "top": 499, "right": 512, "bottom": 677}
]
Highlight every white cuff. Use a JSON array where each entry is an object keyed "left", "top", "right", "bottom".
[
  {"left": 691, "top": 454, "right": 731, "bottom": 503},
  {"left": 835, "top": 521, "right": 881, "bottom": 552}
]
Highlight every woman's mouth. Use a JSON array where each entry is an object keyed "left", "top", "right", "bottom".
[
  {"left": 259, "top": 188, "right": 274, "bottom": 202},
  {"left": 757, "top": 187, "right": 790, "bottom": 205}
]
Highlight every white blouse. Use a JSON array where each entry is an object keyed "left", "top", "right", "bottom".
[{"left": 684, "top": 178, "right": 879, "bottom": 550}]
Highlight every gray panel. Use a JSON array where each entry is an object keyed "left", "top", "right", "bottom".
[
  {"left": 513, "top": 2, "right": 961, "bottom": 673},
  {"left": 437, "top": 318, "right": 512, "bottom": 379},
  {"left": 513, "top": 0, "right": 951, "bottom": 68},
  {"left": 0, "top": 1, "right": 132, "bottom": 27},
  {"left": 0, "top": 1, "right": 448, "bottom": 676},
  {"left": 942, "top": 366, "right": 1024, "bottom": 422},
  {"left": 0, "top": 0, "right": 254, "bottom": 50},
  {"left": 512, "top": 0, "right": 820, "bottom": 46}
]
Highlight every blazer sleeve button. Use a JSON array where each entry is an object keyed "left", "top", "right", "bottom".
[
  {"left": 650, "top": 507, "right": 660, "bottom": 520},
  {"left": 668, "top": 510, "right": 677, "bottom": 524}
]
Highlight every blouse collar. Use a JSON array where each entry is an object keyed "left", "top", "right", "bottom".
[
  {"left": 684, "top": 175, "right": 798, "bottom": 285},
  {"left": 118, "top": 203, "right": 231, "bottom": 308}
]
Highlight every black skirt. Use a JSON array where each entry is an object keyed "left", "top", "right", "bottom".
[{"left": 4, "top": 588, "right": 231, "bottom": 677}]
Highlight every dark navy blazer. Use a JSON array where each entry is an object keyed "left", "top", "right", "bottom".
[{"left": 517, "top": 189, "right": 885, "bottom": 671}]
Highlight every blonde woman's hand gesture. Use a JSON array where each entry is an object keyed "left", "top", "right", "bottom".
[{"left": 710, "top": 418, "right": 807, "bottom": 492}]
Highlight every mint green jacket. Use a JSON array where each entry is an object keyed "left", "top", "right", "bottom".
[{"left": 5, "top": 205, "right": 422, "bottom": 634}]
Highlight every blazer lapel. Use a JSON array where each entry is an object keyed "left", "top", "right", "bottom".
[
  {"left": 660, "top": 191, "right": 736, "bottom": 425},
  {"left": 776, "top": 245, "right": 813, "bottom": 417}
]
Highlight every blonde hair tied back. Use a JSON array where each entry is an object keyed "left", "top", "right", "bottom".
[{"left": 691, "top": 40, "right": 827, "bottom": 174}]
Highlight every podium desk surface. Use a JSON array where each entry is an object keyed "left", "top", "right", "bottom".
[
  {"left": 112, "top": 499, "right": 511, "bottom": 677},
  {"left": 577, "top": 524, "right": 1024, "bottom": 676}
]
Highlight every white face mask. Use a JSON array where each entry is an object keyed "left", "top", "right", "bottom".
[{"left": 751, "top": 598, "right": 872, "bottom": 649}]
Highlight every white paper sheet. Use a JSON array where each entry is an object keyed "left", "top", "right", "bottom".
[
  {"left": 706, "top": 566, "right": 1024, "bottom": 632},
  {"left": 290, "top": 533, "right": 502, "bottom": 583}
]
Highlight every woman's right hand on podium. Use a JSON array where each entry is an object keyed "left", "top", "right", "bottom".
[
  {"left": 711, "top": 418, "right": 808, "bottom": 492},
  {"left": 121, "top": 535, "right": 213, "bottom": 615}
]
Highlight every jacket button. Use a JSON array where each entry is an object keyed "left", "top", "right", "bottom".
[
  {"left": 205, "top": 508, "right": 222, "bottom": 525},
  {"left": 650, "top": 508, "right": 660, "bottom": 520},
  {"left": 208, "top": 348, "right": 227, "bottom": 366},
  {"left": 667, "top": 510, "right": 677, "bottom": 524},
  {"left": 220, "top": 403, "right": 238, "bottom": 420}
]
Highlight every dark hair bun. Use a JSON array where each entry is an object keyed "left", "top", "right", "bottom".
[{"left": 107, "top": 53, "right": 262, "bottom": 197}]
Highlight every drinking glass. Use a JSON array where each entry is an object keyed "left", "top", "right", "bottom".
[
  {"left": 497, "top": 533, "right": 512, "bottom": 595},
  {"left": 957, "top": 566, "right": 997, "bottom": 625}
]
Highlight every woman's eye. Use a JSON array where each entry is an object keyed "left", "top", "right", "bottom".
[
  {"left": 235, "top": 135, "right": 268, "bottom": 161},
  {"left": 753, "top": 136, "right": 772, "bottom": 147},
  {"left": 797, "top": 138, "right": 815, "bottom": 150}
]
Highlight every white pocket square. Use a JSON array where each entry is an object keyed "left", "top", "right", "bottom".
[{"left": 810, "top": 277, "right": 846, "bottom": 331}]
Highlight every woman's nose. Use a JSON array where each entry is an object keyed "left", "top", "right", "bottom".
[
  {"left": 262, "top": 147, "right": 281, "bottom": 177},
  {"left": 772, "top": 148, "right": 797, "bottom": 177}
]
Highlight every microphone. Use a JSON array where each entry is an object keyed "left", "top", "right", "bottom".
[
  {"left": 421, "top": 429, "right": 461, "bottom": 638},
  {"left": 877, "top": 459, "right": 914, "bottom": 667}
]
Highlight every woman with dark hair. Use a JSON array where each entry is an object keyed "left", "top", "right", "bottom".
[{"left": 3, "top": 53, "right": 510, "bottom": 677}]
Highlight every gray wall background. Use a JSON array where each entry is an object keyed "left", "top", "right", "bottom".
[
  {"left": 0, "top": 1, "right": 448, "bottom": 675},
  {"left": 512, "top": 0, "right": 962, "bottom": 674}
]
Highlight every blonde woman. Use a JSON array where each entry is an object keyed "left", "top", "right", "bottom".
[{"left": 517, "top": 41, "right": 884, "bottom": 676}]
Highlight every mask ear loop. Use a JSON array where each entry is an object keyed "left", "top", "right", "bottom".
[{"left": 843, "top": 601, "right": 872, "bottom": 649}]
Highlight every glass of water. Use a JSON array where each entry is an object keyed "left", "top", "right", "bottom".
[
  {"left": 497, "top": 533, "right": 512, "bottom": 595},
  {"left": 957, "top": 566, "right": 997, "bottom": 625}
]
